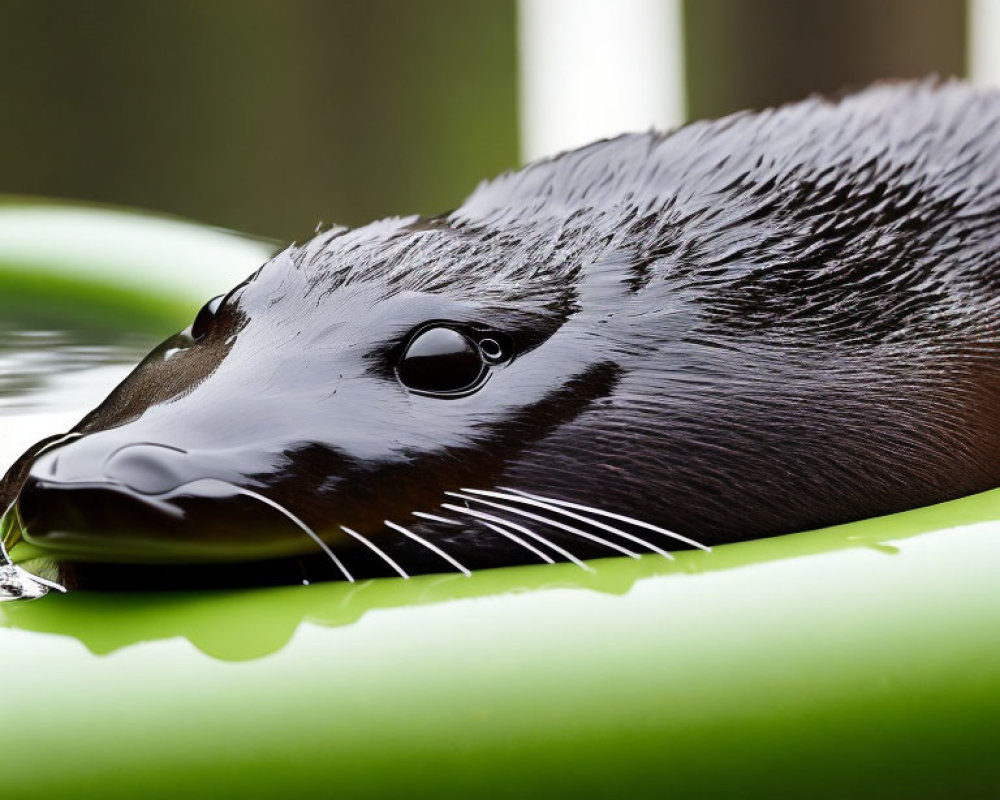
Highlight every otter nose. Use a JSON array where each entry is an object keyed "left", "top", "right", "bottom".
[
  {"left": 25, "top": 439, "right": 196, "bottom": 496},
  {"left": 101, "top": 444, "right": 194, "bottom": 495},
  {"left": 29, "top": 441, "right": 195, "bottom": 495}
]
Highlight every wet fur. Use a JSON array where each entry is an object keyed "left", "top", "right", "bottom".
[{"left": 5, "top": 79, "right": 1000, "bottom": 588}]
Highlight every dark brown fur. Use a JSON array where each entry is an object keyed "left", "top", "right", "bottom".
[{"left": 4, "top": 80, "right": 1000, "bottom": 589}]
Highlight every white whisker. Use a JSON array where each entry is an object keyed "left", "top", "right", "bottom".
[
  {"left": 0, "top": 500, "right": 16, "bottom": 553},
  {"left": 460, "top": 488, "right": 675, "bottom": 561},
  {"left": 441, "top": 502, "right": 593, "bottom": 572},
  {"left": 384, "top": 520, "right": 471, "bottom": 577},
  {"left": 9, "top": 568, "right": 65, "bottom": 594},
  {"left": 415, "top": 503, "right": 551, "bottom": 563},
  {"left": 411, "top": 511, "right": 462, "bottom": 526},
  {"left": 0, "top": 500, "right": 66, "bottom": 594},
  {"left": 232, "top": 486, "right": 354, "bottom": 583},
  {"left": 446, "top": 492, "right": 640, "bottom": 560},
  {"left": 499, "top": 486, "right": 711, "bottom": 551},
  {"left": 476, "top": 520, "right": 555, "bottom": 564},
  {"left": 0, "top": 436, "right": 83, "bottom": 595},
  {"left": 339, "top": 525, "right": 409, "bottom": 580}
]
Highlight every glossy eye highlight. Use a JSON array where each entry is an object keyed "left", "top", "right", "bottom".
[
  {"left": 191, "top": 295, "right": 224, "bottom": 340},
  {"left": 397, "top": 327, "right": 486, "bottom": 395}
]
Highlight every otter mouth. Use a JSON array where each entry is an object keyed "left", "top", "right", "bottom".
[
  {"left": 1, "top": 475, "right": 368, "bottom": 591},
  {"left": 3, "top": 468, "right": 710, "bottom": 592},
  {"left": 11, "top": 477, "right": 318, "bottom": 562}
]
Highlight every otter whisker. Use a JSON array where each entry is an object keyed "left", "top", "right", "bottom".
[
  {"left": 383, "top": 520, "right": 471, "bottom": 577},
  {"left": 498, "top": 487, "right": 711, "bottom": 551},
  {"left": 476, "top": 520, "right": 556, "bottom": 565},
  {"left": 460, "top": 488, "right": 675, "bottom": 561},
  {"left": 446, "top": 492, "right": 641, "bottom": 560},
  {"left": 0, "top": 500, "right": 66, "bottom": 594},
  {"left": 411, "top": 511, "right": 462, "bottom": 526},
  {"left": 0, "top": 500, "right": 17, "bottom": 552},
  {"left": 0, "top": 539, "right": 66, "bottom": 594},
  {"left": 440, "top": 502, "right": 593, "bottom": 572},
  {"left": 229, "top": 485, "right": 354, "bottom": 583},
  {"left": 339, "top": 525, "right": 409, "bottom": 580}
]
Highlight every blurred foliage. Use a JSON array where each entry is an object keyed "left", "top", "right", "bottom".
[
  {"left": 684, "top": 0, "right": 967, "bottom": 120},
  {"left": 0, "top": 0, "right": 518, "bottom": 241},
  {"left": 0, "top": 265, "right": 193, "bottom": 336},
  {"left": 0, "top": 0, "right": 973, "bottom": 242}
]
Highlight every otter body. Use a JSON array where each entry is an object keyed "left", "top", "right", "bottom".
[{"left": 4, "top": 81, "right": 1000, "bottom": 590}]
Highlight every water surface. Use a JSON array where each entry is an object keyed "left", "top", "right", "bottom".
[{"left": 0, "top": 317, "right": 156, "bottom": 470}]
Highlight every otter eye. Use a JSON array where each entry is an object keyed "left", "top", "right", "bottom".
[
  {"left": 397, "top": 327, "right": 485, "bottom": 395},
  {"left": 191, "top": 295, "right": 224, "bottom": 340}
]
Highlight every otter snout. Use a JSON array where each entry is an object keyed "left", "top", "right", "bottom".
[
  {"left": 11, "top": 441, "right": 196, "bottom": 560},
  {"left": 29, "top": 441, "right": 195, "bottom": 495},
  {"left": 16, "top": 470, "right": 186, "bottom": 559},
  {"left": 12, "top": 436, "right": 324, "bottom": 565},
  {"left": 103, "top": 443, "right": 195, "bottom": 495}
]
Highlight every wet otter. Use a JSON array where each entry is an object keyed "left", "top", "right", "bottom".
[{"left": 3, "top": 80, "right": 1000, "bottom": 591}]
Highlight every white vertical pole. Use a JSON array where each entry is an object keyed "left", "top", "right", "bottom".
[
  {"left": 517, "top": 0, "right": 685, "bottom": 163},
  {"left": 970, "top": 0, "right": 1000, "bottom": 86}
]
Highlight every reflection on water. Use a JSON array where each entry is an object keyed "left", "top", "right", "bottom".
[
  {"left": 0, "top": 324, "right": 157, "bottom": 471},
  {"left": 0, "top": 324, "right": 150, "bottom": 415},
  {"left": 0, "top": 315, "right": 160, "bottom": 600}
]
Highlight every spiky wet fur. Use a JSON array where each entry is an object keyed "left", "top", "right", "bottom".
[
  {"left": 6, "top": 79, "right": 1000, "bottom": 589},
  {"left": 285, "top": 79, "right": 1000, "bottom": 545}
]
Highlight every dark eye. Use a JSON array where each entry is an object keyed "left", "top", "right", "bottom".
[
  {"left": 191, "top": 295, "right": 224, "bottom": 340},
  {"left": 397, "top": 327, "right": 485, "bottom": 395}
]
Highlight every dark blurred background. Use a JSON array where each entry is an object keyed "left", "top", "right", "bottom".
[
  {"left": 685, "top": 0, "right": 966, "bottom": 119},
  {"left": 0, "top": 0, "right": 972, "bottom": 242}
]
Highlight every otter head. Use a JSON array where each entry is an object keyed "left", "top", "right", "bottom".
[
  {"left": 1, "top": 202, "right": 670, "bottom": 588},
  {"left": 5, "top": 82, "right": 1000, "bottom": 590}
]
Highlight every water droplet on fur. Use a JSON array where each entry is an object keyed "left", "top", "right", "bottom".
[{"left": 0, "top": 562, "right": 50, "bottom": 601}]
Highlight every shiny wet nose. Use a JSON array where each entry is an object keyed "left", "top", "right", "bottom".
[
  {"left": 100, "top": 444, "right": 194, "bottom": 495},
  {"left": 26, "top": 440, "right": 194, "bottom": 495}
]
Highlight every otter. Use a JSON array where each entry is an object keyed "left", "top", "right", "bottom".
[{"left": 3, "top": 80, "right": 1000, "bottom": 591}]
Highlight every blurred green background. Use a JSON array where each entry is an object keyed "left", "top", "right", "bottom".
[{"left": 0, "top": 0, "right": 971, "bottom": 241}]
